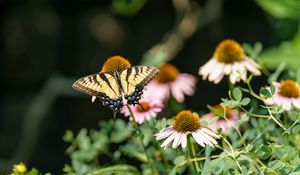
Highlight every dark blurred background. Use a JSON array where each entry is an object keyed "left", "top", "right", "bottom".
[{"left": 0, "top": 0, "right": 295, "bottom": 174}]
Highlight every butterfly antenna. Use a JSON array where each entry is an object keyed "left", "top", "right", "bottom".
[{"left": 137, "top": 103, "right": 145, "bottom": 111}]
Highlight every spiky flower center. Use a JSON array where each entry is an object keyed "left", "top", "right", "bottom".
[
  {"left": 173, "top": 110, "right": 201, "bottom": 132},
  {"left": 156, "top": 64, "right": 179, "bottom": 83},
  {"left": 214, "top": 39, "right": 245, "bottom": 64},
  {"left": 136, "top": 102, "right": 151, "bottom": 112},
  {"left": 213, "top": 104, "right": 233, "bottom": 119},
  {"left": 279, "top": 80, "right": 300, "bottom": 98},
  {"left": 102, "top": 56, "right": 131, "bottom": 72}
]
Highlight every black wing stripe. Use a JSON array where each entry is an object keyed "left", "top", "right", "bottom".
[
  {"left": 134, "top": 67, "right": 140, "bottom": 79},
  {"left": 99, "top": 73, "right": 118, "bottom": 96},
  {"left": 92, "top": 75, "right": 100, "bottom": 85},
  {"left": 125, "top": 68, "right": 132, "bottom": 81},
  {"left": 73, "top": 83, "right": 100, "bottom": 96}
]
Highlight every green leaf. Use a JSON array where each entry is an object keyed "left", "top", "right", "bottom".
[
  {"left": 255, "top": 145, "right": 272, "bottom": 159},
  {"left": 292, "top": 124, "right": 300, "bottom": 134},
  {"left": 232, "top": 87, "right": 242, "bottom": 101},
  {"left": 63, "top": 130, "right": 74, "bottom": 142},
  {"left": 76, "top": 129, "right": 91, "bottom": 150},
  {"left": 268, "top": 62, "right": 286, "bottom": 83},
  {"left": 289, "top": 172, "right": 300, "bottom": 175},
  {"left": 111, "top": 0, "right": 147, "bottom": 17},
  {"left": 260, "top": 87, "right": 272, "bottom": 98},
  {"left": 86, "top": 164, "right": 140, "bottom": 175},
  {"left": 243, "top": 42, "right": 263, "bottom": 59},
  {"left": 111, "top": 119, "right": 132, "bottom": 143},
  {"left": 255, "top": 0, "right": 300, "bottom": 19},
  {"left": 173, "top": 156, "right": 186, "bottom": 166},
  {"left": 260, "top": 33, "right": 300, "bottom": 69},
  {"left": 269, "top": 160, "right": 282, "bottom": 171},
  {"left": 207, "top": 105, "right": 224, "bottom": 118},
  {"left": 241, "top": 166, "right": 248, "bottom": 175},
  {"left": 270, "top": 85, "right": 276, "bottom": 95},
  {"left": 221, "top": 99, "right": 239, "bottom": 108},
  {"left": 26, "top": 168, "right": 39, "bottom": 175},
  {"left": 240, "top": 98, "right": 251, "bottom": 106},
  {"left": 289, "top": 111, "right": 300, "bottom": 121}
]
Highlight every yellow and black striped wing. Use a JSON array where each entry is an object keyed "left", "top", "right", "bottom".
[
  {"left": 119, "top": 66, "right": 159, "bottom": 104},
  {"left": 72, "top": 73, "right": 123, "bottom": 110}
]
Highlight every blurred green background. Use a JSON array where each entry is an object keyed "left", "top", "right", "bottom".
[{"left": 1, "top": 0, "right": 300, "bottom": 174}]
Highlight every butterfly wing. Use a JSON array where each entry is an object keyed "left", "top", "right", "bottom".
[
  {"left": 119, "top": 66, "right": 159, "bottom": 104},
  {"left": 72, "top": 73, "right": 123, "bottom": 110}
]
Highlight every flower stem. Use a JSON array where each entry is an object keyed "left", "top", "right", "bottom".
[
  {"left": 146, "top": 121, "right": 171, "bottom": 174},
  {"left": 227, "top": 77, "right": 234, "bottom": 92},
  {"left": 187, "top": 135, "right": 201, "bottom": 173},
  {"left": 267, "top": 108, "right": 286, "bottom": 130},
  {"left": 245, "top": 80, "right": 265, "bottom": 101},
  {"left": 125, "top": 105, "right": 156, "bottom": 174}
]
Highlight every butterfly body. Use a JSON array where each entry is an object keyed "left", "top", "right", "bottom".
[{"left": 72, "top": 66, "right": 159, "bottom": 113}]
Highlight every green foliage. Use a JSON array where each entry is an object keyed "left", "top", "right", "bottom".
[
  {"left": 111, "top": 0, "right": 147, "bottom": 17},
  {"left": 86, "top": 164, "right": 140, "bottom": 175},
  {"left": 256, "top": 0, "right": 300, "bottom": 20},
  {"left": 260, "top": 33, "right": 300, "bottom": 69}
]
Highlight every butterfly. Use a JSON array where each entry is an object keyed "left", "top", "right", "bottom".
[{"left": 72, "top": 66, "right": 159, "bottom": 116}]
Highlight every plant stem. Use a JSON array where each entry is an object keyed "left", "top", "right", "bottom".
[
  {"left": 240, "top": 106, "right": 269, "bottom": 118},
  {"left": 126, "top": 105, "right": 156, "bottom": 174},
  {"left": 187, "top": 135, "right": 201, "bottom": 173},
  {"left": 227, "top": 77, "right": 234, "bottom": 92},
  {"left": 245, "top": 81, "right": 265, "bottom": 101},
  {"left": 146, "top": 121, "right": 171, "bottom": 174}
]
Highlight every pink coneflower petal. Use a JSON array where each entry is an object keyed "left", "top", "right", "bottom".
[
  {"left": 120, "top": 87, "right": 164, "bottom": 124},
  {"left": 192, "top": 132, "right": 205, "bottom": 147},
  {"left": 199, "top": 129, "right": 218, "bottom": 145},
  {"left": 244, "top": 58, "right": 261, "bottom": 75},
  {"left": 181, "top": 133, "right": 187, "bottom": 148},
  {"left": 282, "top": 100, "right": 292, "bottom": 111},
  {"left": 155, "top": 110, "right": 219, "bottom": 149},
  {"left": 196, "top": 130, "right": 212, "bottom": 146},
  {"left": 161, "top": 131, "right": 178, "bottom": 148},
  {"left": 264, "top": 80, "right": 300, "bottom": 111},
  {"left": 201, "top": 105, "right": 241, "bottom": 134},
  {"left": 199, "top": 39, "right": 261, "bottom": 84},
  {"left": 208, "top": 63, "right": 224, "bottom": 83},
  {"left": 224, "top": 65, "right": 232, "bottom": 75},
  {"left": 156, "top": 127, "right": 175, "bottom": 140},
  {"left": 201, "top": 128, "right": 220, "bottom": 139},
  {"left": 172, "top": 132, "right": 183, "bottom": 148},
  {"left": 200, "top": 59, "right": 218, "bottom": 78},
  {"left": 292, "top": 98, "right": 300, "bottom": 108},
  {"left": 150, "top": 64, "right": 197, "bottom": 103}
]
